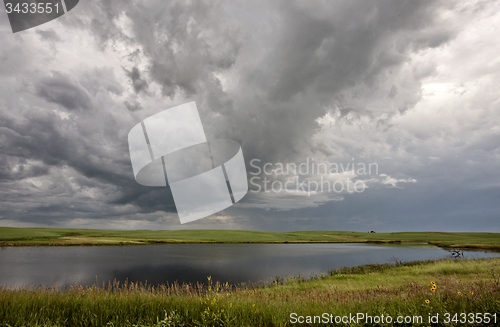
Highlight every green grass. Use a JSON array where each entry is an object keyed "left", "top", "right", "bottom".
[
  {"left": 1, "top": 227, "right": 500, "bottom": 251},
  {"left": 1, "top": 258, "right": 499, "bottom": 326}
]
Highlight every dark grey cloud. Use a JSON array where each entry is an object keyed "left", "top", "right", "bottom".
[
  {"left": 36, "top": 29, "right": 62, "bottom": 42},
  {"left": 73, "top": 0, "right": 240, "bottom": 99},
  {"left": 0, "top": 154, "right": 49, "bottom": 182},
  {"left": 208, "top": 0, "right": 453, "bottom": 174},
  {"left": 0, "top": 60, "right": 178, "bottom": 224},
  {"left": 125, "top": 67, "right": 148, "bottom": 94},
  {"left": 124, "top": 99, "right": 143, "bottom": 112},
  {"left": 67, "top": 0, "right": 453, "bottom": 169},
  {"left": 37, "top": 72, "right": 92, "bottom": 110}
]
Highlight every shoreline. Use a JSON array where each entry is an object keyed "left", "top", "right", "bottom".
[
  {"left": 1, "top": 227, "right": 500, "bottom": 252},
  {"left": 1, "top": 240, "right": 500, "bottom": 253}
]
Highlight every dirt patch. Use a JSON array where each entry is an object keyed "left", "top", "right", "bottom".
[
  {"left": 61, "top": 237, "right": 143, "bottom": 244},
  {"left": 428, "top": 232, "right": 457, "bottom": 235},
  {"left": 321, "top": 234, "right": 355, "bottom": 239}
]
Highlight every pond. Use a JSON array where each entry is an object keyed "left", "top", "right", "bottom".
[{"left": 0, "top": 243, "right": 498, "bottom": 289}]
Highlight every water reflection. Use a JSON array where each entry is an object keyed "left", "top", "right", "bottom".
[{"left": 0, "top": 243, "right": 498, "bottom": 289}]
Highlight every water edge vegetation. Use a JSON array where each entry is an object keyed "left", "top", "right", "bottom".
[
  {"left": 1, "top": 227, "right": 500, "bottom": 252},
  {"left": 1, "top": 257, "right": 500, "bottom": 326}
]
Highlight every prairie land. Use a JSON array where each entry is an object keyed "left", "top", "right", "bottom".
[{"left": 1, "top": 227, "right": 500, "bottom": 251}]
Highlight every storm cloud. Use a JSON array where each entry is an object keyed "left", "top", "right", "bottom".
[{"left": 0, "top": 0, "right": 499, "bottom": 232}]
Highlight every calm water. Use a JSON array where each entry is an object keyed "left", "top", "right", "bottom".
[{"left": 0, "top": 243, "right": 498, "bottom": 289}]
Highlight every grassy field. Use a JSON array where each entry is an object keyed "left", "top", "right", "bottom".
[
  {"left": 1, "top": 258, "right": 499, "bottom": 326},
  {"left": 1, "top": 227, "right": 500, "bottom": 251}
]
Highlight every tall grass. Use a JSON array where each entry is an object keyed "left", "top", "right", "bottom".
[{"left": 1, "top": 258, "right": 500, "bottom": 326}]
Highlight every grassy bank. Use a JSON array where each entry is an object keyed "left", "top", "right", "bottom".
[
  {"left": 1, "top": 227, "right": 500, "bottom": 251},
  {"left": 1, "top": 258, "right": 499, "bottom": 326}
]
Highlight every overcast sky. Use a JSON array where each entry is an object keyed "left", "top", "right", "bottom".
[{"left": 1, "top": 0, "right": 499, "bottom": 232}]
